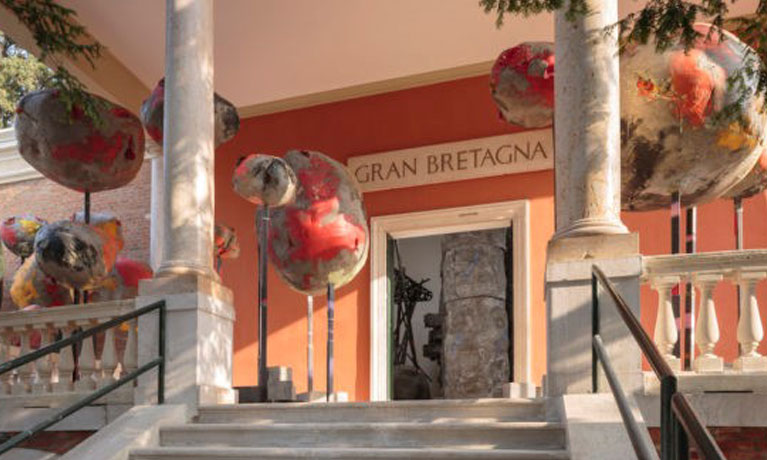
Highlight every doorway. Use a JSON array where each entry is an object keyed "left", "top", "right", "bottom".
[{"left": 369, "top": 200, "right": 531, "bottom": 401}]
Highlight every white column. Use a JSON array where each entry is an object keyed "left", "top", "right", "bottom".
[
  {"left": 651, "top": 276, "right": 681, "bottom": 371},
  {"left": 157, "top": 0, "right": 216, "bottom": 279},
  {"left": 553, "top": 0, "right": 628, "bottom": 238},
  {"left": 135, "top": 0, "right": 235, "bottom": 407},
  {"left": 148, "top": 149, "right": 165, "bottom": 272},
  {"left": 692, "top": 274, "right": 723, "bottom": 373},
  {"left": 734, "top": 271, "right": 767, "bottom": 372}
]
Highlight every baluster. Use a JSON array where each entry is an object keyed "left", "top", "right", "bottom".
[
  {"left": 652, "top": 276, "right": 682, "bottom": 371},
  {"left": 11, "top": 327, "right": 35, "bottom": 395},
  {"left": 101, "top": 322, "right": 118, "bottom": 386},
  {"left": 75, "top": 320, "right": 97, "bottom": 391},
  {"left": 692, "top": 274, "right": 723, "bottom": 373},
  {"left": 52, "top": 323, "right": 75, "bottom": 393},
  {"left": 123, "top": 318, "right": 137, "bottom": 375},
  {"left": 734, "top": 271, "right": 767, "bottom": 372},
  {"left": 0, "top": 330, "right": 12, "bottom": 394},
  {"left": 32, "top": 324, "right": 53, "bottom": 393}
]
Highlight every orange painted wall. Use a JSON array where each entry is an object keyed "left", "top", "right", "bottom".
[
  {"left": 215, "top": 75, "right": 767, "bottom": 401},
  {"left": 215, "top": 76, "right": 554, "bottom": 401}
]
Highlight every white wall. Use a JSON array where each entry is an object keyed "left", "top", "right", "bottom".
[{"left": 395, "top": 234, "right": 442, "bottom": 397}]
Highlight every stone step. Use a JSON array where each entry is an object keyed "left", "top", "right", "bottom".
[
  {"left": 197, "top": 398, "right": 546, "bottom": 424},
  {"left": 159, "top": 421, "right": 565, "bottom": 450},
  {"left": 130, "top": 446, "right": 570, "bottom": 460}
]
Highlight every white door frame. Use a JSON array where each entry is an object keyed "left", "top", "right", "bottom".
[{"left": 369, "top": 199, "right": 531, "bottom": 401}]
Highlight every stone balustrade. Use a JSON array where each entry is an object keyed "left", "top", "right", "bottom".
[
  {"left": 643, "top": 250, "right": 767, "bottom": 375},
  {"left": 0, "top": 300, "right": 138, "bottom": 398}
]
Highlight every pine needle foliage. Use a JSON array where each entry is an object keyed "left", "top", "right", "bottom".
[
  {"left": 479, "top": 0, "right": 767, "bottom": 104},
  {"left": 0, "top": 0, "right": 105, "bottom": 124}
]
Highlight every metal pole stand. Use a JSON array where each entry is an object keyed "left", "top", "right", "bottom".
[
  {"left": 326, "top": 283, "right": 334, "bottom": 402},
  {"left": 257, "top": 206, "right": 270, "bottom": 402}
]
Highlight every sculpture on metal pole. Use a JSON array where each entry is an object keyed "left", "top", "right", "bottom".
[
  {"left": 232, "top": 153, "right": 297, "bottom": 401},
  {"left": 268, "top": 150, "right": 369, "bottom": 401}
]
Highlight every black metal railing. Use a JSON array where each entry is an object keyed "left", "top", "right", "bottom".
[
  {"left": 591, "top": 265, "right": 725, "bottom": 460},
  {"left": 0, "top": 300, "right": 166, "bottom": 455}
]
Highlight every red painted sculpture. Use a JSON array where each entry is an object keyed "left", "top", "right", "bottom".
[
  {"left": 232, "top": 154, "right": 297, "bottom": 206},
  {"left": 0, "top": 215, "right": 47, "bottom": 259},
  {"left": 491, "top": 42, "right": 555, "bottom": 128},
  {"left": 268, "top": 150, "right": 369, "bottom": 294},
  {"left": 72, "top": 211, "right": 125, "bottom": 256},
  {"left": 92, "top": 257, "right": 153, "bottom": 302},
  {"left": 15, "top": 89, "right": 145, "bottom": 192},
  {"left": 34, "top": 221, "right": 118, "bottom": 290},
  {"left": 10, "top": 255, "right": 73, "bottom": 308},
  {"left": 140, "top": 78, "right": 240, "bottom": 149},
  {"left": 215, "top": 224, "right": 240, "bottom": 260},
  {"left": 621, "top": 24, "right": 767, "bottom": 210}
]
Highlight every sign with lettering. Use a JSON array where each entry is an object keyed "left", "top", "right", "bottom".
[{"left": 347, "top": 129, "right": 553, "bottom": 193}]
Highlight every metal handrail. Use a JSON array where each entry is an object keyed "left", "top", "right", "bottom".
[
  {"left": 592, "top": 265, "right": 725, "bottom": 460},
  {"left": 0, "top": 300, "right": 166, "bottom": 455}
]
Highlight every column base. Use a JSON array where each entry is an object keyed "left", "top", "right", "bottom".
[
  {"left": 502, "top": 382, "right": 537, "bottom": 399},
  {"left": 734, "top": 355, "right": 767, "bottom": 373},
  {"left": 693, "top": 356, "right": 723, "bottom": 373},
  {"left": 135, "top": 274, "right": 236, "bottom": 407},
  {"left": 546, "top": 250, "right": 643, "bottom": 396},
  {"left": 552, "top": 217, "right": 629, "bottom": 241}
]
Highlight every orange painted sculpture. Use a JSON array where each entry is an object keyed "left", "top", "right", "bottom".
[
  {"left": 72, "top": 211, "right": 125, "bottom": 258},
  {"left": 33, "top": 221, "right": 118, "bottom": 290},
  {"left": 491, "top": 42, "right": 555, "bottom": 128},
  {"left": 15, "top": 89, "right": 145, "bottom": 192},
  {"left": 10, "top": 255, "right": 73, "bottom": 308},
  {"left": 620, "top": 23, "right": 767, "bottom": 210},
  {"left": 0, "top": 215, "right": 47, "bottom": 259},
  {"left": 232, "top": 154, "right": 297, "bottom": 206},
  {"left": 141, "top": 78, "right": 240, "bottom": 149},
  {"left": 268, "top": 150, "right": 369, "bottom": 294},
  {"left": 92, "top": 257, "right": 153, "bottom": 302}
]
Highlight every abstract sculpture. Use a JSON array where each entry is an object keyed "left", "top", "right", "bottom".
[
  {"left": 0, "top": 215, "right": 47, "bottom": 260},
  {"left": 11, "top": 255, "right": 73, "bottom": 308},
  {"left": 232, "top": 154, "right": 297, "bottom": 207},
  {"left": 141, "top": 78, "right": 240, "bottom": 149},
  {"left": 34, "top": 220, "right": 117, "bottom": 290},
  {"left": 214, "top": 223, "right": 240, "bottom": 274},
  {"left": 15, "top": 89, "right": 145, "bottom": 193},
  {"left": 269, "top": 150, "right": 369, "bottom": 294},
  {"left": 490, "top": 42, "right": 555, "bottom": 128},
  {"left": 620, "top": 23, "right": 767, "bottom": 211},
  {"left": 231, "top": 153, "right": 297, "bottom": 402},
  {"left": 268, "top": 150, "right": 369, "bottom": 401},
  {"left": 92, "top": 257, "right": 153, "bottom": 302}
]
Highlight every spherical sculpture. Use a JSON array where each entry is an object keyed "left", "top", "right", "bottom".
[
  {"left": 34, "top": 221, "right": 117, "bottom": 290},
  {"left": 141, "top": 78, "right": 240, "bottom": 148},
  {"left": 215, "top": 223, "right": 240, "bottom": 260},
  {"left": 232, "top": 154, "right": 297, "bottom": 207},
  {"left": 0, "top": 215, "right": 47, "bottom": 259},
  {"left": 15, "top": 89, "right": 145, "bottom": 193},
  {"left": 491, "top": 42, "right": 555, "bottom": 128},
  {"left": 92, "top": 257, "right": 153, "bottom": 302},
  {"left": 11, "top": 255, "right": 73, "bottom": 308},
  {"left": 621, "top": 24, "right": 767, "bottom": 211},
  {"left": 269, "top": 150, "right": 369, "bottom": 294}
]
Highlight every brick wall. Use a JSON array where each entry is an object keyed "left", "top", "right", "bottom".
[
  {"left": 648, "top": 426, "right": 767, "bottom": 459},
  {"left": 0, "top": 160, "right": 152, "bottom": 312}
]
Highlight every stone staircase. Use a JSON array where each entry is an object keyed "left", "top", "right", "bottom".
[{"left": 129, "top": 398, "right": 569, "bottom": 459}]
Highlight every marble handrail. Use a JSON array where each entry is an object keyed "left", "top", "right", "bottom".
[
  {"left": 643, "top": 250, "right": 767, "bottom": 374},
  {"left": 0, "top": 300, "right": 138, "bottom": 397}
]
